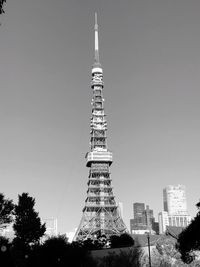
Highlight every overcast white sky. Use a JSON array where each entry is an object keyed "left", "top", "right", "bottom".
[{"left": 1, "top": 0, "right": 200, "bottom": 234}]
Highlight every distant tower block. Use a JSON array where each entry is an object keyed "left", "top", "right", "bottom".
[
  {"left": 43, "top": 218, "right": 58, "bottom": 237},
  {"left": 163, "top": 185, "right": 188, "bottom": 215},
  {"left": 74, "top": 14, "right": 127, "bottom": 241},
  {"left": 118, "top": 202, "right": 124, "bottom": 219}
]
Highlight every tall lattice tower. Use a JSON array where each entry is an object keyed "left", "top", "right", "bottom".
[{"left": 74, "top": 14, "right": 127, "bottom": 241}]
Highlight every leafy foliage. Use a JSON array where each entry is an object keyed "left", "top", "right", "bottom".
[
  {"left": 0, "top": 0, "right": 6, "bottom": 14},
  {"left": 31, "top": 235, "right": 70, "bottom": 267},
  {"left": 97, "top": 247, "right": 143, "bottom": 267},
  {"left": 176, "top": 202, "right": 200, "bottom": 263},
  {"left": 151, "top": 235, "right": 181, "bottom": 266},
  {"left": 81, "top": 236, "right": 107, "bottom": 250},
  {"left": 29, "top": 236, "right": 96, "bottom": 267},
  {"left": 13, "top": 193, "right": 46, "bottom": 246},
  {"left": 109, "top": 233, "right": 134, "bottom": 248},
  {"left": 0, "top": 236, "right": 14, "bottom": 267},
  {"left": 0, "top": 193, "right": 14, "bottom": 228}
]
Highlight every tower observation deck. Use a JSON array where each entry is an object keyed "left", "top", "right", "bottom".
[{"left": 73, "top": 14, "right": 127, "bottom": 241}]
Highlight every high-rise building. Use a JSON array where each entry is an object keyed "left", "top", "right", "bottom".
[
  {"left": 118, "top": 202, "right": 124, "bottom": 220},
  {"left": 158, "top": 211, "right": 169, "bottom": 234},
  {"left": 163, "top": 185, "right": 188, "bottom": 215},
  {"left": 144, "top": 205, "right": 155, "bottom": 229},
  {"left": 73, "top": 14, "right": 127, "bottom": 241},
  {"left": 42, "top": 218, "right": 58, "bottom": 237},
  {"left": 159, "top": 185, "right": 191, "bottom": 234},
  {"left": 130, "top": 203, "right": 156, "bottom": 234},
  {"left": 133, "top": 203, "right": 145, "bottom": 225}
]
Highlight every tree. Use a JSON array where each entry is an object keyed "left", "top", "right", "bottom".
[
  {"left": 98, "top": 247, "right": 144, "bottom": 267},
  {"left": 13, "top": 193, "right": 46, "bottom": 247},
  {"left": 0, "top": 236, "right": 14, "bottom": 267},
  {"left": 0, "top": 0, "right": 6, "bottom": 15},
  {"left": 12, "top": 193, "right": 46, "bottom": 266},
  {"left": 109, "top": 235, "right": 121, "bottom": 248},
  {"left": 0, "top": 193, "right": 14, "bottom": 229},
  {"left": 176, "top": 202, "right": 200, "bottom": 264},
  {"left": 118, "top": 233, "right": 135, "bottom": 247},
  {"left": 30, "top": 236, "right": 96, "bottom": 267},
  {"left": 82, "top": 236, "right": 106, "bottom": 250},
  {"left": 110, "top": 233, "right": 134, "bottom": 248},
  {"left": 152, "top": 235, "right": 183, "bottom": 266},
  {"left": 33, "top": 235, "right": 70, "bottom": 267}
]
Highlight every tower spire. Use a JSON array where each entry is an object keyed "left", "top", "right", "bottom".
[{"left": 94, "top": 12, "right": 100, "bottom": 66}]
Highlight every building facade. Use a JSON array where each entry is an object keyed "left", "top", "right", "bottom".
[
  {"left": 159, "top": 185, "right": 191, "bottom": 234},
  {"left": 42, "top": 218, "right": 58, "bottom": 237},
  {"left": 158, "top": 211, "right": 169, "bottom": 234},
  {"left": 130, "top": 203, "right": 157, "bottom": 234},
  {"left": 163, "top": 185, "right": 188, "bottom": 215},
  {"left": 133, "top": 203, "right": 145, "bottom": 225},
  {"left": 118, "top": 202, "right": 124, "bottom": 220}
]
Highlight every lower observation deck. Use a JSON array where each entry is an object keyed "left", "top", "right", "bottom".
[{"left": 86, "top": 150, "right": 113, "bottom": 167}]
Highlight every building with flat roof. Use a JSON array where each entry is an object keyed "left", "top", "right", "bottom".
[
  {"left": 159, "top": 185, "right": 191, "bottom": 234},
  {"left": 130, "top": 203, "right": 157, "bottom": 234},
  {"left": 163, "top": 185, "right": 188, "bottom": 216},
  {"left": 42, "top": 218, "right": 58, "bottom": 237}
]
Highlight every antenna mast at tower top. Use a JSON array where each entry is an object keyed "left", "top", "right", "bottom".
[{"left": 94, "top": 12, "right": 100, "bottom": 66}]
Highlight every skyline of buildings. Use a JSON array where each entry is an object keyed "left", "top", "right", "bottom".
[
  {"left": 0, "top": 183, "right": 193, "bottom": 241},
  {"left": 129, "top": 184, "right": 191, "bottom": 236},
  {"left": 47, "top": 182, "right": 193, "bottom": 241}
]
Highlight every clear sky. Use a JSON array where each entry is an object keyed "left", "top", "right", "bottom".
[{"left": 0, "top": 0, "right": 200, "bottom": 234}]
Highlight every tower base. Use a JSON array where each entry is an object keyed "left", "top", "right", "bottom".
[{"left": 73, "top": 207, "right": 127, "bottom": 241}]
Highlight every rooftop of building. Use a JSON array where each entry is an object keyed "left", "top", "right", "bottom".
[{"left": 165, "top": 226, "right": 184, "bottom": 239}]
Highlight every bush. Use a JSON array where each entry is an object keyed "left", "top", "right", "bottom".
[
  {"left": 110, "top": 233, "right": 134, "bottom": 248},
  {"left": 97, "top": 247, "right": 143, "bottom": 267},
  {"left": 0, "top": 236, "right": 14, "bottom": 267}
]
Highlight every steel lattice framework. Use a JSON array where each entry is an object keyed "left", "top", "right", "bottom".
[{"left": 73, "top": 14, "right": 127, "bottom": 241}]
